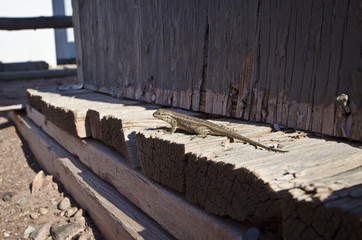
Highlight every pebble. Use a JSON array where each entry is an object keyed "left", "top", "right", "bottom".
[
  {"left": 8, "top": 213, "right": 20, "bottom": 222},
  {"left": 45, "top": 175, "right": 53, "bottom": 182},
  {"left": 30, "top": 223, "right": 51, "bottom": 240},
  {"left": 4, "top": 232, "right": 10, "bottom": 237},
  {"left": 39, "top": 207, "right": 49, "bottom": 215},
  {"left": 16, "top": 197, "right": 27, "bottom": 205},
  {"left": 65, "top": 207, "right": 78, "bottom": 218},
  {"left": 51, "top": 223, "right": 83, "bottom": 240},
  {"left": 23, "top": 226, "right": 36, "bottom": 238},
  {"left": 58, "top": 197, "right": 71, "bottom": 210},
  {"left": 32, "top": 170, "right": 45, "bottom": 194},
  {"left": 78, "top": 228, "right": 94, "bottom": 240},
  {"left": 73, "top": 209, "right": 83, "bottom": 218},
  {"left": 30, "top": 212, "right": 40, "bottom": 219},
  {"left": 2, "top": 192, "right": 13, "bottom": 202},
  {"left": 70, "top": 216, "right": 86, "bottom": 227},
  {"left": 51, "top": 198, "right": 58, "bottom": 205},
  {"left": 20, "top": 206, "right": 30, "bottom": 216}
]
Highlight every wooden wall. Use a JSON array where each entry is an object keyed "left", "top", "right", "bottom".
[{"left": 72, "top": 0, "right": 362, "bottom": 141}]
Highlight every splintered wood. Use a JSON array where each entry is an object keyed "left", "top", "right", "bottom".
[{"left": 26, "top": 87, "right": 362, "bottom": 239}]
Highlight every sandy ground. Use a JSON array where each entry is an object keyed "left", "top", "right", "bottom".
[{"left": 0, "top": 112, "right": 104, "bottom": 239}]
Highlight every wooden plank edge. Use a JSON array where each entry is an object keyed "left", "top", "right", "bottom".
[
  {"left": 9, "top": 111, "right": 173, "bottom": 240},
  {"left": 25, "top": 105, "right": 275, "bottom": 240},
  {"left": 71, "top": 0, "right": 84, "bottom": 86},
  {"left": 0, "top": 68, "right": 77, "bottom": 81},
  {"left": 0, "top": 104, "right": 25, "bottom": 112}
]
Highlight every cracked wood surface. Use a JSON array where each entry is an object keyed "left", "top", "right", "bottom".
[{"left": 137, "top": 113, "right": 362, "bottom": 238}]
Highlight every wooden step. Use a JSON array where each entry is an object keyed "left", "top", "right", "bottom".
[
  {"left": 25, "top": 87, "right": 362, "bottom": 239},
  {"left": 27, "top": 87, "right": 204, "bottom": 168},
  {"left": 9, "top": 111, "right": 173, "bottom": 240},
  {"left": 26, "top": 106, "right": 268, "bottom": 240},
  {"left": 136, "top": 113, "right": 362, "bottom": 238}
]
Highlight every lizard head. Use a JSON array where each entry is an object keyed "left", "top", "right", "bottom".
[{"left": 153, "top": 109, "right": 173, "bottom": 123}]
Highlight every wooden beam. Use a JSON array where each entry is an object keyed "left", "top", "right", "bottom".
[
  {"left": 0, "top": 104, "right": 25, "bottom": 112},
  {"left": 0, "top": 61, "right": 49, "bottom": 72},
  {"left": 0, "top": 16, "right": 72, "bottom": 30},
  {"left": 71, "top": 0, "right": 84, "bottom": 85},
  {"left": 9, "top": 111, "right": 172, "bottom": 240},
  {"left": 136, "top": 113, "right": 362, "bottom": 238},
  {"left": 26, "top": 105, "right": 257, "bottom": 240},
  {"left": 0, "top": 68, "right": 77, "bottom": 81}
]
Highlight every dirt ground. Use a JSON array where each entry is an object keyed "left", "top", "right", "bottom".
[{"left": 0, "top": 112, "right": 104, "bottom": 239}]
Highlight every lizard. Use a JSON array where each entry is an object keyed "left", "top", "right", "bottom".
[{"left": 153, "top": 108, "right": 288, "bottom": 153}]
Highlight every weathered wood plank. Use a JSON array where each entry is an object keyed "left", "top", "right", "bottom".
[
  {"left": 0, "top": 76, "right": 78, "bottom": 107},
  {"left": 71, "top": 0, "right": 84, "bottom": 85},
  {"left": 87, "top": 105, "right": 162, "bottom": 168},
  {"left": 136, "top": 109, "right": 362, "bottom": 236},
  {"left": 0, "top": 104, "right": 25, "bottom": 112},
  {"left": 9, "top": 111, "right": 173, "bottom": 240},
  {"left": 0, "top": 61, "right": 49, "bottom": 72},
  {"left": 26, "top": 88, "right": 137, "bottom": 138},
  {"left": 0, "top": 68, "right": 77, "bottom": 81},
  {"left": 26, "top": 106, "right": 259, "bottom": 240},
  {"left": 75, "top": 0, "right": 362, "bottom": 142}
]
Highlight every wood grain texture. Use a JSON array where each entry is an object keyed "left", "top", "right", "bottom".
[
  {"left": 136, "top": 111, "right": 362, "bottom": 236},
  {"left": 25, "top": 106, "right": 258, "bottom": 240},
  {"left": 10, "top": 111, "right": 172, "bottom": 240},
  {"left": 26, "top": 88, "right": 135, "bottom": 138},
  {"left": 74, "top": 0, "right": 362, "bottom": 141},
  {"left": 87, "top": 105, "right": 163, "bottom": 168},
  {"left": 71, "top": 0, "right": 84, "bottom": 86}
]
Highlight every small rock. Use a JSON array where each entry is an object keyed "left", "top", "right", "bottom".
[
  {"left": 58, "top": 197, "right": 71, "bottom": 210},
  {"left": 23, "top": 226, "right": 36, "bottom": 238},
  {"left": 4, "top": 232, "right": 10, "bottom": 237},
  {"left": 69, "top": 216, "right": 86, "bottom": 227},
  {"left": 8, "top": 213, "right": 20, "bottom": 222},
  {"left": 73, "top": 209, "right": 83, "bottom": 218},
  {"left": 30, "top": 212, "right": 40, "bottom": 219},
  {"left": 16, "top": 197, "right": 27, "bottom": 205},
  {"left": 20, "top": 206, "right": 30, "bottom": 216},
  {"left": 45, "top": 175, "right": 53, "bottom": 182},
  {"left": 65, "top": 207, "right": 78, "bottom": 218},
  {"left": 78, "top": 228, "right": 94, "bottom": 240},
  {"left": 30, "top": 223, "right": 51, "bottom": 240},
  {"left": 246, "top": 227, "right": 260, "bottom": 240},
  {"left": 32, "top": 170, "right": 45, "bottom": 194},
  {"left": 2, "top": 192, "right": 13, "bottom": 201},
  {"left": 51, "top": 223, "right": 83, "bottom": 240},
  {"left": 51, "top": 198, "right": 58, "bottom": 205},
  {"left": 39, "top": 207, "right": 49, "bottom": 215}
]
